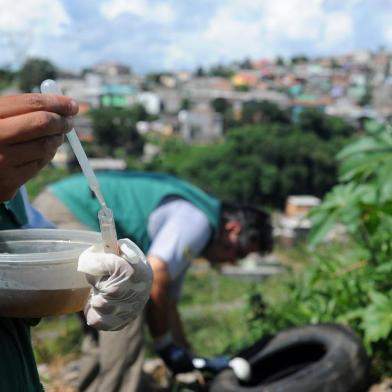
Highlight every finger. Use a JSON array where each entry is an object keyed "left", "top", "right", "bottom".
[
  {"left": 90, "top": 294, "right": 115, "bottom": 314},
  {"left": 0, "top": 94, "right": 78, "bottom": 118},
  {"left": 0, "top": 158, "right": 52, "bottom": 201},
  {"left": 78, "top": 252, "right": 116, "bottom": 276},
  {"left": 0, "top": 187, "right": 18, "bottom": 203},
  {"left": 0, "top": 112, "right": 73, "bottom": 143},
  {"left": 84, "top": 305, "right": 103, "bottom": 327},
  {"left": 119, "top": 238, "right": 146, "bottom": 264},
  {"left": 7, "top": 134, "right": 64, "bottom": 166},
  {"left": 31, "top": 153, "right": 55, "bottom": 171},
  {"left": 14, "top": 160, "right": 43, "bottom": 182}
]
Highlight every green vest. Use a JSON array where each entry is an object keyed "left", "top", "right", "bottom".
[
  {"left": 51, "top": 171, "right": 221, "bottom": 252},
  {"left": 0, "top": 191, "right": 43, "bottom": 392}
]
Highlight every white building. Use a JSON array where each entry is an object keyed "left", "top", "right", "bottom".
[
  {"left": 137, "top": 92, "right": 161, "bottom": 115},
  {"left": 275, "top": 195, "right": 321, "bottom": 246},
  {"left": 178, "top": 105, "right": 223, "bottom": 142}
]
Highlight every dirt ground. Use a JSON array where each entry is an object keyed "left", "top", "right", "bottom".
[
  {"left": 40, "top": 358, "right": 175, "bottom": 392},
  {"left": 369, "top": 379, "right": 392, "bottom": 392},
  {"left": 39, "top": 358, "right": 392, "bottom": 392}
]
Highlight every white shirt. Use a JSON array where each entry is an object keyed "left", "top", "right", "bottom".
[{"left": 147, "top": 198, "right": 212, "bottom": 300}]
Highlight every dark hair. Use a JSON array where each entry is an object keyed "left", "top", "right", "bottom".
[{"left": 221, "top": 202, "right": 273, "bottom": 254}]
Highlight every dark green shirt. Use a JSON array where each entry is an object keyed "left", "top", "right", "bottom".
[
  {"left": 0, "top": 191, "right": 43, "bottom": 392},
  {"left": 51, "top": 171, "right": 221, "bottom": 253}
]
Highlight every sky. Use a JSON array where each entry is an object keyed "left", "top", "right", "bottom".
[{"left": 0, "top": 0, "right": 391, "bottom": 74}]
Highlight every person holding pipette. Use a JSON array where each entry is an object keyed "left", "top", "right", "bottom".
[
  {"left": 35, "top": 170, "right": 273, "bottom": 392},
  {"left": 0, "top": 91, "right": 77, "bottom": 392},
  {"left": 0, "top": 91, "right": 152, "bottom": 392}
]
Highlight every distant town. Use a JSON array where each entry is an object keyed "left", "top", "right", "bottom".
[{"left": 3, "top": 49, "right": 390, "bottom": 144}]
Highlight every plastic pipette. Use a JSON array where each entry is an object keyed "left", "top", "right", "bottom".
[{"left": 40, "top": 79, "right": 119, "bottom": 255}]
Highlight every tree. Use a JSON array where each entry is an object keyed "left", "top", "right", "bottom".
[
  {"left": 147, "top": 121, "right": 351, "bottom": 207},
  {"left": 234, "top": 84, "right": 250, "bottom": 92},
  {"left": 227, "top": 100, "right": 291, "bottom": 128},
  {"left": 0, "top": 67, "right": 16, "bottom": 91},
  {"left": 195, "top": 67, "right": 205, "bottom": 77},
  {"left": 208, "top": 64, "right": 234, "bottom": 78},
  {"left": 19, "top": 57, "right": 57, "bottom": 92},
  {"left": 358, "top": 86, "right": 373, "bottom": 107},
  {"left": 291, "top": 55, "right": 309, "bottom": 64},
  {"left": 89, "top": 105, "right": 147, "bottom": 155},
  {"left": 211, "top": 97, "right": 230, "bottom": 114},
  {"left": 297, "top": 109, "right": 354, "bottom": 140},
  {"left": 239, "top": 58, "right": 253, "bottom": 69},
  {"left": 180, "top": 97, "right": 191, "bottom": 110}
]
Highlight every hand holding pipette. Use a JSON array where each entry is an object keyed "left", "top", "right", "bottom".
[
  {"left": 41, "top": 81, "right": 152, "bottom": 330},
  {"left": 40, "top": 79, "right": 119, "bottom": 255}
]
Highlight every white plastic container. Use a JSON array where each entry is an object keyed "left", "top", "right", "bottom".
[{"left": 0, "top": 229, "right": 102, "bottom": 317}]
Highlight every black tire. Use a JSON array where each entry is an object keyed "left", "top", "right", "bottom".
[{"left": 210, "top": 323, "right": 370, "bottom": 392}]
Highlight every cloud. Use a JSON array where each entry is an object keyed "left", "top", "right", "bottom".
[
  {"left": 100, "top": 0, "right": 176, "bottom": 24},
  {"left": 0, "top": 0, "right": 389, "bottom": 73},
  {"left": 0, "top": 0, "right": 70, "bottom": 33},
  {"left": 167, "top": 0, "right": 351, "bottom": 67},
  {"left": 260, "top": 0, "right": 324, "bottom": 41},
  {"left": 322, "top": 12, "right": 354, "bottom": 48},
  {"left": 202, "top": 4, "right": 264, "bottom": 60},
  {"left": 0, "top": 0, "right": 70, "bottom": 66},
  {"left": 385, "top": 25, "right": 392, "bottom": 45}
]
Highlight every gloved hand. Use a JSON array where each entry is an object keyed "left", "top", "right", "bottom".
[
  {"left": 156, "top": 341, "right": 195, "bottom": 374},
  {"left": 78, "top": 238, "right": 152, "bottom": 331}
]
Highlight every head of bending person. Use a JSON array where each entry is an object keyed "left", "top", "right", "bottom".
[{"left": 203, "top": 201, "right": 273, "bottom": 265}]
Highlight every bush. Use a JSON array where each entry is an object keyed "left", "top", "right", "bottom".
[
  {"left": 246, "top": 120, "right": 392, "bottom": 376},
  {"left": 26, "top": 166, "right": 70, "bottom": 199}
]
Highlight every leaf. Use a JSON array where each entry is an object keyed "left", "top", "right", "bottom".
[
  {"left": 307, "top": 212, "right": 338, "bottom": 248},
  {"left": 361, "top": 291, "right": 392, "bottom": 344},
  {"left": 365, "top": 119, "right": 384, "bottom": 133}
]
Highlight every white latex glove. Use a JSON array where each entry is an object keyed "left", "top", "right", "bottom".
[{"left": 78, "top": 238, "right": 153, "bottom": 331}]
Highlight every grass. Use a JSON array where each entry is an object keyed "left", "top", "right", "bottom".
[
  {"left": 177, "top": 266, "right": 258, "bottom": 356},
  {"left": 181, "top": 265, "right": 256, "bottom": 306},
  {"left": 32, "top": 266, "right": 261, "bottom": 364},
  {"left": 32, "top": 315, "right": 82, "bottom": 364},
  {"left": 26, "top": 166, "right": 70, "bottom": 199}
]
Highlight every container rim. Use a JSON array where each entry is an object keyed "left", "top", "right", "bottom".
[{"left": 0, "top": 228, "right": 102, "bottom": 265}]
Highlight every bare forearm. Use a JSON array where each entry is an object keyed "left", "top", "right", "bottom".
[
  {"left": 146, "top": 256, "right": 172, "bottom": 338},
  {"left": 146, "top": 256, "right": 190, "bottom": 350},
  {"left": 169, "top": 302, "right": 191, "bottom": 350}
]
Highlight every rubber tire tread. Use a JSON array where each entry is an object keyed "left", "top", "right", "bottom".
[{"left": 210, "top": 323, "right": 370, "bottom": 392}]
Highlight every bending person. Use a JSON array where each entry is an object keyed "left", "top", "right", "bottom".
[{"left": 34, "top": 170, "right": 273, "bottom": 392}]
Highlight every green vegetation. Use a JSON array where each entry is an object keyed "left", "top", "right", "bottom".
[
  {"left": 246, "top": 120, "right": 392, "bottom": 376},
  {"left": 0, "top": 68, "right": 16, "bottom": 91},
  {"left": 25, "top": 166, "right": 70, "bottom": 200},
  {"left": 19, "top": 57, "right": 57, "bottom": 92},
  {"left": 89, "top": 105, "right": 148, "bottom": 155},
  {"left": 32, "top": 269, "right": 257, "bottom": 363},
  {"left": 1, "top": 57, "right": 56, "bottom": 92},
  {"left": 147, "top": 106, "right": 354, "bottom": 208},
  {"left": 32, "top": 315, "right": 82, "bottom": 363},
  {"left": 207, "top": 64, "right": 234, "bottom": 78}
]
